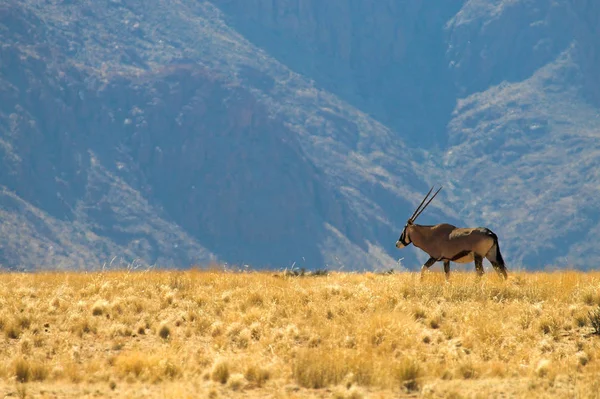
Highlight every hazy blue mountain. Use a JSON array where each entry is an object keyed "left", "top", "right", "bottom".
[
  {"left": 211, "top": 0, "right": 464, "bottom": 147},
  {"left": 1, "top": 0, "right": 599, "bottom": 271},
  {"left": 442, "top": 0, "right": 600, "bottom": 268}
]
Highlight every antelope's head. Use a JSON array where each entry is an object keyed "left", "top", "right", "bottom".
[
  {"left": 396, "top": 186, "right": 442, "bottom": 249},
  {"left": 396, "top": 220, "right": 414, "bottom": 248}
]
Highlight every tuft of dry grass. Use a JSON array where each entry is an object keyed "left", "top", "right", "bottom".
[
  {"left": 0, "top": 270, "right": 598, "bottom": 398},
  {"left": 589, "top": 306, "right": 600, "bottom": 335},
  {"left": 158, "top": 323, "right": 171, "bottom": 340},
  {"left": 12, "top": 358, "right": 48, "bottom": 383},
  {"left": 244, "top": 364, "right": 270, "bottom": 388},
  {"left": 211, "top": 360, "right": 230, "bottom": 384}
]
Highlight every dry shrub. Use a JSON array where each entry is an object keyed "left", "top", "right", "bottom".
[
  {"left": 168, "top": 272, "right": 191, "bottom": 291},
  {"left": 70, "top": 317, "right": 97, "bottom": 337},
  {"left": 5, "top": 319, "right": 22, "bottom": 339},
  {"left": 211, "top": 360, "right": 230, "bottom": 384},
  {"left": 247, "top": 292, "right": 264, "bottom": 307},
  {"left": 30, "top": 361, "right": 49, "bottom": 381},
  {"left": 17, "top": 315, "right": 31, "bottom": 330},
  {"left": 228, "top": 373, "right": 246, "bottom": 391},
  {"left": 293, "top": 349, "right": 343, "bottom": 388},
  {"left": 245, "top": 364, "right": 270, "bottom": 387},
  {"left": 412, "top": 307, "right": 427, "bottom": 320},
  {"left": 161, "top": 359, "right": 182, "bottom": 380},
  {"left": 574, "top": 313, "right": 588, "bottom": 328},
  {"left": 111, "top": 323, "right": 133, "bottom": 338},
  {"left": 226, "top": 322, "right": 250, "bottom": 348},
  {"left": 33, "top": 335, "right": 44, "bottom": 348},
  {"left": 292, "top": 349, "right": 367, "bottom": 389},
  {"left": 211, "top": 321, "right": 224, "bottom": 337},
  {"left": 116, "top": 353, "right": 147, "bottom": 378},
  {"left": 428, "top": 316, "right": 441, "bottom": 329},
  {"left": 12, "top": 357, "right": 47, "bottom": 383},
  {"left": 393, "top": 357, "right": 421, "bottom": 391},
  {"left": 14, "top": 359, "right": 30, "bottom": 383},
  {"left": 581, "top": 289, "right": 600, "bottom": 306},
  {"left": 249, "top": 322, "right": 262, "bottom": 341},
  {"left": 92, "top": 299, "right": 109, "bottom": 316},
  {"left": 158, "top": 323, "right": 171, "bottom": 340},
  {"left": 457, "top": 361, "right": 479, "bottom": 379},
  {"left": 588, "top": 306, "right": 600, "bottom": 335},
  {"left": 115, "top": 352, "right": 181, "bottom": 382},
  {"left": 538, "top": 316, "right": 560, "bottom": 338},
  {"left": 535, "top": 359, "right": 551, "bottom": 377},
  {"left": 20, "top": 338, "right": 31, "bottom": 355}
]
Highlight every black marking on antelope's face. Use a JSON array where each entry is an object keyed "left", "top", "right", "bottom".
[{"left": 396, "top": 220, "right": 413, "bottom": 249}]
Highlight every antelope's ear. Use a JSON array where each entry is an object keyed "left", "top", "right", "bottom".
[{"left": 407, "top": 220, "right": 413, "bottom": 225}]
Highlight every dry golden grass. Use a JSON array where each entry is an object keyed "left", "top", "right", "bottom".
[{"left": 0, "top": 268, "right": 599, "bottom": 398}]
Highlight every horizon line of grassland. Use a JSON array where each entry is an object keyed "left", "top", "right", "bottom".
[
  {"left": 1, "top": 261, "right": 597, "bottom": 275},
  {"left": 0, "top": 269, "right": 599, "bottom": 398}
]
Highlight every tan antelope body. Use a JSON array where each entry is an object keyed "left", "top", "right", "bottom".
[{"left": 396, "top": 187, "right": 508, "bottom": 280}]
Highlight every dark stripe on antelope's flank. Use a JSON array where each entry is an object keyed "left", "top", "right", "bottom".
[{"left": 449, "top": 250, "right": 471, "bottom": 261}]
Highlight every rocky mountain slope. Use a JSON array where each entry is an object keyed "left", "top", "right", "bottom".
[
  {"left": 1, "top": 0, "right": 599, "bottom": 270},
  {"left": 212, "top": 0, "right": 600, "bottom": 269},
  {"left": 443, "top": 0, "right": 600, "bottom": 268}
]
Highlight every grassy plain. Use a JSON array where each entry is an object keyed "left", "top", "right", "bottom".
[{"left": 0, "top": 268, "right": 599, "bottom": 398}]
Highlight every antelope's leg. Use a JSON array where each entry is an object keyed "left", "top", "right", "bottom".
[
  {"left": 474, "top": 254, "right": 484, "bottom": 277},
  {"left": 420, "top": 257, "right": 437, "bottom": 280},
  {"left": 443, "top": 260, "right": 450, "bottom": 281}
]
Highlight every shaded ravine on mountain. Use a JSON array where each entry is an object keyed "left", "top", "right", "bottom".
[
  {"left": 211, "top": 0, "right": 464, "bottom": 148},
  {"left": 1, "top": 0, "right": 442, "bottom": 270}
]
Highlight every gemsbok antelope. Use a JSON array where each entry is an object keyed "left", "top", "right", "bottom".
[{"left": 395, "top": 186, "right": 508, "bottom": 281}]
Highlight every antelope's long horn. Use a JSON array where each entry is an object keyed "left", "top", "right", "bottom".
[
  {"left": 412, "top": 186, "right": 443, "bottom": 222},
  {"left": 409, "top": 186, "right": 435, "bottom": 222}
]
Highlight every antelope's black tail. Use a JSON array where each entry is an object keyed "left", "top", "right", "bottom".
[
  {"left": 486, "top": 229, "right": 507, "bottom": 279},
  {"left": 492, "top": 232, "right": 505, "bottom": 267}
]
